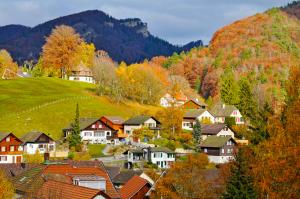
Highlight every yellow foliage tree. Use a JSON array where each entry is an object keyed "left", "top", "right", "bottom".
[
  {"left": 0, "top": 170, "right": 14, "bottom": 199},
  {"left": 0, "top": 49, "right": 18, "bottom": 78},
  {"left": 41, "top": 25, "right": 83, "bottom": 77},
  {"left": 79, "top": 42, "right": 95, "bottom": 67},
  {"left": 23, "top": 150, "right": 44, "bottom": 164}
]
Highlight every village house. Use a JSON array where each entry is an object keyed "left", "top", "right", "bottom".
[
  {"left": 69, "top": 63, "right": 95, "bottom": 84},
  {"left": 182, "top": 99, "right": 208, "bottom": 109},
  {"left": 160, "top": 92, "right": 188, "bottom": 107},
  {"left": 21, "top": 131, "right": 55, "bottom": 154},
  {"left": 200, "top": 136, "right": 237, "bottom": 164},
  {"left": 123, "top": 115, "right": 161, "bottom": 138},
  {"left": 211, "top": 102, "right": 244, "bottom": 124},
  {"left": 120, "top": 175, "right": 152, "bottom": 199},
  {"left": 63, "top": 118, "right": 117, "bottom": 144},
  {"left": 126, "top": 147, "right": 176, "bottom": 169},
  {"left": 100, "top": 116, "right": 127, "bottom": 144},
  {"left": 201, "top": 123, "right": 236, "bottom": 140},
  {"left": 0, "top": 132, "right": 23, "bottom": 164},
  {"left": 182, "top": 109, "right": 215, "bottom": 130}
]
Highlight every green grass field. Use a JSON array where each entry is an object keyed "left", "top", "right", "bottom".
[{"left": 0, "top": 77, "right": 159, "bottom": 140}]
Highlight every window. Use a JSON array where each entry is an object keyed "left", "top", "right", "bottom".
[
  {"left": 38, "top": 144, "right": 44, "bottom": 149},
  {"left": 157, "top": 161, "right": 160, "bottom": 166},
  {"left": 221, "top": 149, "right": 225, "bottom": 154},
  {"left": 126, "top": 130, "right": 130, "bottom": 134},
  {"left": 161, "top": 153, "right": 163, "bottom": 157},
  {"left": 204, "top": 148, "right": 207, "bottom": 153},
  {"left": 18, "top": 146, "right": 23, "bottom": 151},
  {"left": 154, "top": 153, "right": 156, "bottom": 158},
  {"left": 94, "top": 132, "right": 105, "bottom": 137},
  {"left": 84, "top": 132, "right": 92, "bottom": 136},
  {"left": 6, "top": 136, "right": 10, "bottom": 142},
  {"left": 49, "top": 145, "right": 54, "bottom": 151},
  {"left": 227, "top": 141, "right": 232, "bottom": 146},
  {"left": 10, "top": 146, "right": 14, "bottom": 152},
  {"left": 106, "top": 132, "right": 111, "bottom": 136},
  {"left": 0, "top": 156, "right": 7, "bottom": 161},
  {"left": 227, "top": 149, "right": 232, "bottom": 154},
  {"left": 74, "top": 180, "right": 79, "bottom": 186},
  {"left": 1, "top": 146, "right": 6, "bottom": 152},
  {"left": 92, "top": 124, "right": 96, "bottom": 128}
]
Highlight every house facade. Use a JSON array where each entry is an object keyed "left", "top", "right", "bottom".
[
  {"left": 126, "top": 147, "right": 175, "bottom": 169},
  {"left": 21, "top": 131, "right": 55, "bottom": 154},
  {"left": 160, "top": 92, "right": 188, "bottom": 107},
  {"left": 182, "top": 109, "right": 215, "bottom": 130},
  {"left": 211, "top": 103, "right": 244, "bottom": 125},
  {"left": 201, "top": 124, "right": 236, "bottom": 140},
  {"left": 123, "top": 116, "right": 161, "bottom": 137},
  {"left": 63, "top": 118, "right": 116, "bottom": 144},
  {"left": 0, "top": 133, "right": 23, "bottom": 164},
  {"left": 200, "top": 136, "right": 237, "bottom": 164},
  {"left": 69, "top": 63, "right": 95, "bottom": 84},
  {"left": 100, "top": 116, "right": 127, "bottom": 144}
]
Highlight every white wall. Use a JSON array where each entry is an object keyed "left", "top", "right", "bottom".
[
  {"left": 80, "top": 130, "right": 111, "bottom": 144},
  {"left": 24, "top": 143, "right": 55, "bottom": 154},
  {"left": 0, "top": 155, "right": 22, "bottom": 164},
  {"left": 69, "top": 76, "right": 95, "bottom": 84},
  {"left": 150, "top": 152, "right": 175, "bottom": 168},
  {"left": 230, "top": 110, "right": 244, "bottom": 124},
  {"left": 124, "top": 125, "right": 142, "bottom": 136},
  {"left": 144, "top": 118, "right": 157, "bottom": 127},
  {"left": 208, "top": 155, "right": 234, "bottom": 164},
  {"left": 182, "top": 111, "right": 215, "bottom": 130}
]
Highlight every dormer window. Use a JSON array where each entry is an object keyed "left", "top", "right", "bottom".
[{"left": 6, "top": 136, "right": 10, "bottom": 142}]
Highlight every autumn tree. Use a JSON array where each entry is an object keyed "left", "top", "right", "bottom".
[
  {"left": 133, "top": 127, "right": 155, "bottom": 142},
  {"left": 0, "top": 49, "right": 18, "bottom": 78},
  {"left": 152, "top": 153, "right": 215, "bottom": 199},
  {"left": 0, "top": 170, "right": 14, "bottom": 199},
  {"left": 42, "top": 25, "right": 83, "bottom": 77},
  {"left": 79, "top": 42, "right": 95, "bottom": 67}
]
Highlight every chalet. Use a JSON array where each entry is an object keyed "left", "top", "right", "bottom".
[
  {"left": 126, "top": 147, "right": 175, "bottom": 169},
  {"left": 183, "top": 99, "right": 207, "bottom": 109},
  {"left": 182, "top": 109, "right": 215, "bottom": 130},
  {"left": 21, "top": 131, "right": 55, "bottom": 154},
  {"left": 201, "top": 124, "right": 236, "bottom": 140},
  {"left": 0, "top": 132, "right": 23, "bottom": 164},
  {"left": 211, "top": 102, "right": 244, "bottom": 124},
  {"left": 200, "top": 136, "right": 237, "bottom": 164},
  {"left": 160, "top": 92, "right": 188, "bottom": 107},
  {"left": 63, "top": 118, "right": 116, "bottom": 144},
  {"left": 69, "top": 63, "right": 95, "bottom": 84},
  {"left": 100, "top": 116, "right": 127, "bottom": 143},
  {"left": 123, "top": 116, "right": 161, "bottom": 137},
  {"left": 120, "top": 175, "right": 151, "bottom": 199}
]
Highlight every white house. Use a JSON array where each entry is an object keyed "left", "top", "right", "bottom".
[
  {"left": 126, "top": 147, "right": 175, "bottom": 169},
  {"left": 200, "top": 136, "right": 237, "bottom": 164},
  {"left": 182, "top": 109, "right": 215, "bottom": 130},
  {"left": 211, "top": 103, "right": 244, "bottom": 125},
  {"left": 123, "top": 116, "right": 161, "bottom": 137},
  {"left": 69, "top": 63, "right": 95, "bottom": 84},
  {"left": 63, "top": 118, "right": 116, "bottom": 144},
  {"left": 21, "top": 131, "right": 55, "bottom": 155},
  {"left": 160, "top": 92, "right": 188, "bottom": 107},
  {"left": 201, "top": 124, "right": 236, "bottom": 140}
]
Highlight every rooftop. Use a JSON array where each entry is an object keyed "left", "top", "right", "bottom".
[
  {"left": 200, "top": 136, "right": 234, "bottom": 148},
  {"left": 123, "top": 115, "right": 160, "bottom": 125},
  {"left": 210, "top": 102, "right": 238, "bottom": 117},
  {"left": 112, "top": 170, "right": 143, "bottom": 185},
  {"left": 120, "top": 175, "right": 150, "bottom": 199},
  {"left": 202, "top": 124, "right": 228, "bottom": 135},
  {"left": 184, "top": 109, "right": 207, "bottom": 118},
  {"left": 102, "top": 116, "right": 125, "bottom": 125},
  {"left": 21, "top": 131, "right": 53, "bottom": 143}
]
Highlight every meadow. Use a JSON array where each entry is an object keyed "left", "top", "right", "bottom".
[{"left": 0, "top": 78, "right": 159, "bottom": 140}]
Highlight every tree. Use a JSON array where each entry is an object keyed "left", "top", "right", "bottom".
[
  {"left": 237, "top": 77, "right": 258, "bottom": 121},
  {"left": 68, "top": 103, "right": 82, "bottom": 151},
  {"left": 42, "top": 25, "right": 83, "bottom": 77},
  {"left": 220, "top": 68, "right": 238, "bottom": 105},
  {"left": 79, "top": 42, "right": 95, "bottom": 67},
  {"left": 193, "top": 119, "right": 202, "bottom": 151},
  {"left": 152, "top": 153, "right": 214, "bottom": 199},
  {"left": 225, "top": 117, "right": 236, "bottom": 127},
  {"left": 222, "top": 148, "right": 258, "bottom": 199},
  {"left": 0, "top": 170, "right": 14, "bottom": 199},
  {"left": 23, "top": 150, "right": 44, "bottom": 163},
  {"left": 0, "top": 49, "right": 18, "bottom": 78}
]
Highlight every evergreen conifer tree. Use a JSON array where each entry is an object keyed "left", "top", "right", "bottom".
[
  {"left": 69, "top": 103, "right": 82, "bottom": 150},
  {"left": 222, "top": 148, "right": 258, "bottom": 199},
  {"left": 193, "top": 119, "right": 202, "bottom": 152},
  {"left": 220, "top": 68, "right": 238, "bottom": 105}
]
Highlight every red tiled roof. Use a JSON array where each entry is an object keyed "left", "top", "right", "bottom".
[
  {"left": 43, "top": 165, "right": 120, "bottom": 199},
  {"left": 120, "top": 175, "right": 150, "bottom": 199},
  {"left": 36, "top": 180, "right": 110, "bottom": 199}
]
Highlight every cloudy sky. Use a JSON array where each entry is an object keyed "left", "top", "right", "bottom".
[{"left": 0, "top": 0, "right": 294, "bottom": 45}]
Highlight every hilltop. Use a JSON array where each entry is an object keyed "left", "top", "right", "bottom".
[
  {"left": 0, "top": 78, "right": 158, "bottom": 140},
  {"left": 0, "top": 10, "right": 203, "bottom": 64}
]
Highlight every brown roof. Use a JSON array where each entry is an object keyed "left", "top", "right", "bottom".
[
  {"left": 102, "top": 116, "right": 125, "bottom": 125},
  {"left": 185, "top": 99, "right": 207, "bottom": 107},
  {"left": 210, "top": 102, "right": 238, "bottom": 117},
  {"left": 202, "top": 124, "right": 227, "bottom": 135},
  {"left": 200, "top": 136, "right": 236, "bottom": 148},
  {"left": 105, "top": 166, "right": 121, "bottom": 179},
  {"left": 43, "top": 165, "right": 120, "bottom": 199},
  {"left": 21, "top": 131, "right": 53, "bottom": 143},
  {"left": 184, "top": 109, "right": 207, "bottom": 118},
  {"left": 36, "top": 180, "right": 110, "bottom": 199},
  {"left": 71, "top": 62, "right": 93, "bottom": 77},
  {"left": 0, "top": 163, "right": 44, "bottom": 178},
  {"left": 120, "top": 175, "right": 150, "bottom": 199},
  {"left": 112, "top": 170, "right": 143, "bottom": 185}
]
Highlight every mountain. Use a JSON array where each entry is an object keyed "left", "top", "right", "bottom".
[
  {"left": 0, "top": 10, "right": 203, "bottom": 64},
  {"left": 161, "top": 5, "right": 300, "bottom": 106}
]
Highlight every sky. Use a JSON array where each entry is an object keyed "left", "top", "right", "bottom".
[{"left": 0, "top": 0, "right": 295, "bottom": 45}]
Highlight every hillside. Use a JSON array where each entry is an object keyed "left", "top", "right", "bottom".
[
  {"left": 163, "top": 7, "right": 300, "bottom": 107},
  {"left": 0, "top": 10, "right": 203, "bottom": 64},
  {"left": 0, "top": 78, "right": 158, "bottom": 140}
]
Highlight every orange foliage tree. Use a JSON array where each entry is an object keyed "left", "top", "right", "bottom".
[{"left": 0, "top": 49, "right": 18, "bottom": 78}]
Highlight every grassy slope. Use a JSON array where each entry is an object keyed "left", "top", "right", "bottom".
[{"left": 0, "top": 78, "right": 159, "bottom": 140}]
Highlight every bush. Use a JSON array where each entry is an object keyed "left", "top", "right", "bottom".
[
  {"left": 23, "top": 151, "right": 44, "bottom": 163},
  {"left": 144, "top": 162, "right": 158, "bottom": 169}
]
